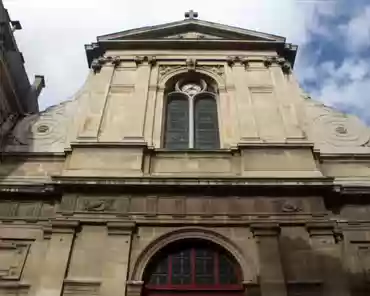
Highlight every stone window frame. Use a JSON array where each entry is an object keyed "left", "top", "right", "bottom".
[
  {"left": 157, "top": 68, "right": 226, "bottom": 150},
  {"left": 163, "top": 75, "right": 220, "bottom": 150}
]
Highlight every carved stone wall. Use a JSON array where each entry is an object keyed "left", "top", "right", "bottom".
[{"left": 58, "top": 194, "right": 325, "bottom": 218}]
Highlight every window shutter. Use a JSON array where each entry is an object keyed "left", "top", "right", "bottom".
[
  {"left": 164, "top": 94, "right": 189, "bottom": 149},
  {"left": 194, "top": 96, "right": 220, "bottom": 149}
]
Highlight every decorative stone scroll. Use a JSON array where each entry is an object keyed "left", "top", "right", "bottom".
[
  {"left": 5, "top": 100, "right": 77, "bottom": 152},
  {"left": 309, "top": 104, "right": 370, "bottom": 148},
  {"left": 0, "top": 241, "right": 31, "bottom": 280}
]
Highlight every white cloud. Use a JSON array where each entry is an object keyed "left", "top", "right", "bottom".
[
  {"left": 3, "top": 0, "right": 369, "bottom": 126},
  {"left": 340, "top": 5, "right": 370, "bottom": 53}
]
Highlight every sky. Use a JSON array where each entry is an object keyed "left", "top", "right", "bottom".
[{"left": 3, "top": 0, "right": 370, "bottom": 124}]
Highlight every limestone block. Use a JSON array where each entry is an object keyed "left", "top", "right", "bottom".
[
  {"left": 241, "top": 148, "right": 322, "bottom": 177},
  {"left": 151, "top": 152, "right": 234, "bottom": 176},
  {"left": 0, "top": 158, "right": 64, "bottom": 179},
  {"left": 249, "top": 89, "right": 285, "bottom": 141},
  {"left": 322, "top": 162, "right": 370, "bottom": 178},
  {"left": 111, "top": 68, "right": 137, "bottom": 85},
  {"left": 99, "top": 91, "right": 136, "bottom": 142},
  {"left": 64, "top": 147, "right": 144, "bottom": 177},
  {"left": 246, "top": 68, "right": 272, "bottom": 86}
]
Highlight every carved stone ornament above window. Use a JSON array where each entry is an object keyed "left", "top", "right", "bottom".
[{"left": 175, "top": 79, "right": 207, "bottom": 95}]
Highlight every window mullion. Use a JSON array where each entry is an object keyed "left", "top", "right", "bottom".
[
  {"left": 189, "top": 96, "right": 194, "bottom": 148},
  {"left": 168, "top": 254, "right": 172, "bottom": 285},
  {"left": 191, "top": 247, "right": 196, "bottom": 285}
]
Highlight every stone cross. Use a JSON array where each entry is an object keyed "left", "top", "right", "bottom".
[{"left": 185, "top": 10, "right": 198, "bottom": 19}]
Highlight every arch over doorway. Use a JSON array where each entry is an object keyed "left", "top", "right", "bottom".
[
  {"left": 142, "top": 238, "right": 244, "bottom": 296},
  {"left": 130, "top": 227, "right": 256, "bottom": 286}
]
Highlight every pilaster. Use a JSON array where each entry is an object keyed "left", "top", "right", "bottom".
[
  {"left": 152, "top": 86, "right": 165, "bottom": 148},
  {"left": 123, "top": 56, "right": 155, "bottom": 143},
  {"left": 267, "top": 58, "right": 304, "bottom": 141},
  {"left": 251, "top": 223, "right": 287, "bottom": 296},
  {"left": 144, "top": 63, "right": 159, "bottom": 147},
  {"left": 228, "top": 57, "right": 260, "bottom": 142},
  {"left": 34, "top": 220, "right": 78, "bottom": 296},
  {"left": 306, "top": 222, "right": 350, "bottom": 296},
  {"left": 100, "top": 222, "right": 136, "bottom": 296},
  {"left": 223, "top": 62, "right": 239, "bottom": 147},
  {"left": 78, "top": 60, "right": 115, "bottom": 140}
]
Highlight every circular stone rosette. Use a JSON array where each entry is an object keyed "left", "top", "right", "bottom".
[
  {"left": 11, "top": 114, "right": 65, "bottom": 145},
  {"left": 313, "top": 114, "right": 370, "bottom": 147}
]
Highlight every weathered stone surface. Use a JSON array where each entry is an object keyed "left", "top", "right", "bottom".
[{"left": 1, "top": 13, "right": 369, "bottom": 296}]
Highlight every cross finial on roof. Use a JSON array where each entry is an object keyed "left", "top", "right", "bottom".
[{"left": 185, "top": 10, "right": 198, "bottom": 19}]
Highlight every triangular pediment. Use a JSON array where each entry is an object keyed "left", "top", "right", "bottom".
[{"left": 97, "top": 19, "right": 286, "bottom": 42}]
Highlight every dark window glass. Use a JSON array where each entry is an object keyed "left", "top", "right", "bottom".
[
  {"left": 172, "top": 249, "right": 192, "bottom": 285},
  {"left": 194, "top": 97, "right": 220, "bottom": 149},
  {"left": 219, "top": 253, "right": 238, "bottom": 285},
  {"left": 164, "top": 95, "right": 189, "bottom": 149},
  {"left": 149, "top": 256, "right": 169, "bottom": 285},
  {"left": 195, "top": 248, "right": 215, "bottom": 284}
]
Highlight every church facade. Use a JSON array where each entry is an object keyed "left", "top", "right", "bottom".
[{"left": 1, "top": 11, "right": 370, "bottom": 296}]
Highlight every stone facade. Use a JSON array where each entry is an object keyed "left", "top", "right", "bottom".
[{"left": 1, "top": 13, "right": 370, "bottom": 296}]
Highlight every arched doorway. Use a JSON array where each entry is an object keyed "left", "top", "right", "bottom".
[{"left": 143, "top": 239, "right": 244, "bottom": 296}]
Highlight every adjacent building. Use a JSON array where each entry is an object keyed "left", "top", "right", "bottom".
[
  {"left": 0, "top": 1, "right": 44, "bottom": 141},
  {"left": 1, "top": 10, "right": 370, "bottom": 296}
]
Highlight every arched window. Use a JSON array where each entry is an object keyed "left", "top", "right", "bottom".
[
  {"left": 164, "top": 75, "right": 220, "bottom": 150},
  {"left": 143, "top": 240, "right": 243, "bottom": 296}
]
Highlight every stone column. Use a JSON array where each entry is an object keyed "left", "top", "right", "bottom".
[
  {"left": 34, "top": 221, "right": 78, "bottom": 296},
  {"left": 251, "top": 223, "right": 287, "bottom": 296},
  {"left": 307, "top": 223, "right": 350, "bottom": 296},
  {"left": 100, "top": 222, "right": 135, "bottom": 296}
]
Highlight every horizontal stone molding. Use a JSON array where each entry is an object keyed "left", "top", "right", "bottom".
[
  {"left": 63, "top": 278, "right": 101, "bottom": 296},
  {"left": 250, "top": 223, "right": 281, "bottom": 236}
]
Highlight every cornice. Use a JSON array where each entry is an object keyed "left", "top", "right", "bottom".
[{"left": 86, "top": 39, "right": 297, "bottom": 69}]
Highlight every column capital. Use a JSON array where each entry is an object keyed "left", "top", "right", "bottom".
[
  {"left": 251, "top": 223, "right": 281, "bottom": 237},
  {"left": 306, "top": 222, "right": 335, "bottom": 237},
  {"left": 226, "top": 56, "right": 248, "bottom": 68},
  {"left": 43, "top": 220, "right": 79, "bottom": 237},
  {"left": 107, "top": 221, "right": 136, "bottom": 235},
  {"left": 135, "top": 55, "right": 157, "bottom": 66},
  {"left": 126, "top": 280, "right": 144, "bottom": 296}
]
